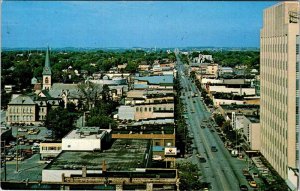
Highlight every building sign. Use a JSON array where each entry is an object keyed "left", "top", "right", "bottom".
[{"left": 164, "top": 147, "right": 177, "bottom": 156}]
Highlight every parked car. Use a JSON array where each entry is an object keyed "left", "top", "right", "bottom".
[
  {"left": 239, "top": 184, "right": 248, "bottom": 191},
  {"left": 18, "top": 128, "right": 28, "bottom": 132},
  {"left": 199, "top": 157, "right": 207, "bottom": 163},
  {"left": 252, "top": 172, "right": 259, "bottom": 178},
  {"left": 242, "top": 169, "right": 250, "bottom": 176},
  {"left": 211, "top": 146, "right": 218, "bottom": 152},
  {"left": 248, "top": 180, "right": 257, "bottom": 188},
  {"left": 245, "top": 175, "right": 253, "bottom": 181}
]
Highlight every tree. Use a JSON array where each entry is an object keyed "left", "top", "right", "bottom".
[
  {"left": 124, "top": 60, "right": 138, "bottom": 73},
  {"left": 177, "top": 161, "right": 202, "bottom": 190},
  {"left": 101, "top": 84, "right": 110, "bottom": 102},
  {"left": 77, "top": 81, "right": 102, "bottom": 110},
  {"left": 214, "top": 114, "right": 225, "bottom": 126},
  {"left": 45, "top": 107, "right": 77, "bottom": 139},
  {"left": 86, "top": 100, "right": 118, "bottom": 128}
]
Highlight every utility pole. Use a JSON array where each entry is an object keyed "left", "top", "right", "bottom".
[
  {"left": 1, "top": 140, "right": 7, "bottom": 181},
  {"left": 16, "top": 127, "right": 19, "bottom": 172}
]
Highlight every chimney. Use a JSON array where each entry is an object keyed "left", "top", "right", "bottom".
[
  {"left": 102, "top": 160, "right": 107, "bottom": 172},
  {"left": 82, "top": 166, "right": 87, "bottom": 177}
]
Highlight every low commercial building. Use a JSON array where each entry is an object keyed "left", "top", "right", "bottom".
[
  {"left": 62, "top": 127, "right": 111, "bottom": 151},
  {"left": 134, "top": 75, "right": 174, "bottom": 90},
  {"left": 219, "top": 67, "right": 233, "bottom": 76},
  {"left": 112, "top": 124, "right": 175, "bottom": 147},
  {"left": 42, "top": 139, "right": 152, "bottom": 182},
  {"left": 206, "top": 63, "right": 219, "bottom": 77},
  {"left": 117, "top": 103, "right": 174, "bottom": 121},
  {"left": 209, "top": 86, "right": 256, "bottom": 96},
  {"left": 40, "top": 142, "right": 62, "bottom": 160}
]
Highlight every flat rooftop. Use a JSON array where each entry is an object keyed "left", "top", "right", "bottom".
[
  {"left": 45, "top": 139, "right": 149, "bottom": 171},
  {"left": 114, "top": 124, "right": 175, "bottom": 134},
  {"left": 221, "top": 104, "right": 260, "bottom": 110},
  {"left": 63, "top": 127, "right": 111, "bottom": 140}
]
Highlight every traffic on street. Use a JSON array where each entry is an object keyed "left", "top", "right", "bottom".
[{"left": 176, "top": 54, "right": 258, "bottom": 191}]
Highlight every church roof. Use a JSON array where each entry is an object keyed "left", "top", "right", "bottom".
[
  {"left": 42, "top": 47, "right": 52, "bottom": 75},
  {"left": 9, "top": 95, "right": 35, "bottom": 105}
]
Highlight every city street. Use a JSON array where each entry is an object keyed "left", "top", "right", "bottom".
[{"left": 176, "top": 55, "right": 252, "bottom": 191}]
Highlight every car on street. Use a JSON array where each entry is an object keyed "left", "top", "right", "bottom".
[
  {"left": 243, "top": 169, "right": 250, "bottom": 176},
  {"left": 199, "top": 157, "right": 207, "bottom": 163},
  {"left": 245, "top": 175, "right": 253, "bottom": 181},
  {"left": 239, "top": 184, "right": 248, "bottom": 191},
  {"left": 252, "top": 172, "right": 259, "bottom": 177},
  {"left": 248, "top": 180, "right": 257, "bottom": 188},
  {"left": 211, "top": 146, "right": 218, "bottom": 152}
]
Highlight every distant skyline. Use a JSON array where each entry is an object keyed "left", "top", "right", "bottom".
[{"left": 2, "top": 1, "right": 277, "bottom": 48}]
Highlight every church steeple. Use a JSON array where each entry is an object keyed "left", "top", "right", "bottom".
[
  {"left": 42, "top": 47, "right": 52, "bottom": 90},
  {"left": 42, "top": 47, "right": 52, "bottom": 75}
]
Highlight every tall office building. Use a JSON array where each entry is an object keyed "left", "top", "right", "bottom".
[{"left": 260, "top": 1, "right": 299, "bottom": 188}]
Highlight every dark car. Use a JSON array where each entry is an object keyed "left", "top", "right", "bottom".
[
  {"left": 199, "top": 157, "right": 207, "bottom": 163},
  {"left": 211, "top": 146, "right": 218, "bottom": 152},
  {"left": 239, "top": 184, "right": 248, "bottom": 191},
  {"left": 245, "top": 175, "right": 253, "bottom": 181}
]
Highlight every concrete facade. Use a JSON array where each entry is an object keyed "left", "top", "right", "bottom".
[
  {"left": 260, "top": 1, "right": 299, "bottom": 181},
  {"left": 235, "top": 115, "right": 261, "bottom": 150},
  {"left": 62, "top": 128, "right": 111, "bottom": 151}
]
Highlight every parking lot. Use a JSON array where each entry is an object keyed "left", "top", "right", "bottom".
[
  {"left": 1, "top": 126, "right": 54, "bottom": 182},
  {"left": 1, "top": 153, "right": 47, "bottom": 181}
]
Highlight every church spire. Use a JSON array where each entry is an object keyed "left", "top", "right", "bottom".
[{"left": 42, "top": 46, "right": 52, "bottom": 75}]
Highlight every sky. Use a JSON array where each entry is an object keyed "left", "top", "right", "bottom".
[{"left": 2, "top": 1, "right": 277, "bottom": 48}]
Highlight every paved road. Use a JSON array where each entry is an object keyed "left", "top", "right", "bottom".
[{"left": 176, "top": 55, "right": 252, "bottom": 191}]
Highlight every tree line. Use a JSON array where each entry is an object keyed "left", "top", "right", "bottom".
[{"left": 1, "top": 50, "right": 176, "bottom": 91}]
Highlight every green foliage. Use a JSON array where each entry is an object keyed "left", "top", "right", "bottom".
[
  {"left": 66, "top": 102, "right": 77, "bottom": 113},
  {"left": 77, "top": 81, "right": 102, "bottom": 111},
  {"left": 214, "top": 113, "right": 225, "bottom": 126},
  {"left": 45, "top": 107, "right": 78, "bottom": 139},
  {"left": 86, "top": 100, "right": 118, "bottom": 128},
  {"left": 190, "top": 50, "right": 260, "bottom": 70},
  {"left": 177, "top": 161, "right": 202, "bottom": 190},
  {"left": 179, "top": 53, "right": 189, "bottom": 65},
  {"left": 1, "top": 91, "right": 12, "bottom": 109},
  {"left": 1, "top": 50, "right": 176, "bottom": 90},
  {"left": 124, "top": 60, "right": 139, "bottom": 73},
  {"left": 101, "top": 84, "right": 110, "bottom": 102}
]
